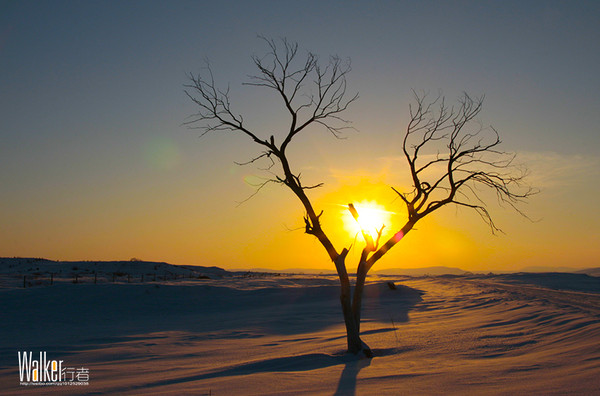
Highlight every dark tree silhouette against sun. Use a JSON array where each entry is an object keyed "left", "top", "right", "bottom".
[{"left": 185, "top": 37, "right": 536, "bottom": 357}]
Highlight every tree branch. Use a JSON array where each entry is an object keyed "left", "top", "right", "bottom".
[{"left": 380, "top": 91, "right": 537, "bottom": 262}]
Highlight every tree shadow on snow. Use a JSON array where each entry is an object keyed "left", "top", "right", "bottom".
[
  {"left": 1, "top": 281, "right": 424, "bottom": 370},
  {"left": 126, "top": 352, "right": 355, "bottom": 390},
  {"left": 123, "top": 347, "right": 416, "bottom": 393},
  {"left": 334, "top": 358, "right": 371, "bottom": 396},
  {"left": 256, "top": 282, "right": 424, "bottom": 335}
]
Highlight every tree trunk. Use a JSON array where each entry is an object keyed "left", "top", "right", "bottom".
[
  {"left": 352, "top": 258, "right": 368, "bottom": 334},
  {"left": 335, "top": 253, "right": 372, "bottom": 357},
  {"left": 340, "top": 278, "right": 362, "bottom": 353}
]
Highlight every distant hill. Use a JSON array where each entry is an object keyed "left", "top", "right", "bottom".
[
  {"left": 520, "top": 266, "right": 584, "bottom": 273},
  {"left": 375, "top": 266, "right": 467, "bottom": 276},
  {"left": 0, "top": 257, "right": 230, "bottom": 279},
  {"left": 279, "top": 268, "right": 338, "bottom": 275},
  {"left": 496, "top": 272, "right": 600, "bottom": 293},
  {"left": 231, "top": 267, "right": 338, "bottom": 275},
  {"left": 4, "top": 258, "right": 596, "bottom": 279},
  {"left": 240, "top": 266, "right": 469, "bottom": 276},
  {"left": 517, "top": 266, "right": 600, "bottom": 277},
  {"left": 576, "top": 267, "right": 600, "bottom": 277}
]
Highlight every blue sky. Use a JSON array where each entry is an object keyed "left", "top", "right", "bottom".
[{"left": 1, "top": 1, "right": 599, "bottom": 270}]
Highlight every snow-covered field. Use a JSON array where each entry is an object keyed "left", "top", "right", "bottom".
[{"left": 1, "top": 259, "right": 599, "bottom": 395}]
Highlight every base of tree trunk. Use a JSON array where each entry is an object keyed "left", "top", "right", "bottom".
[{"left": 348, "top": 340, "right": 373, "bottom": 358}]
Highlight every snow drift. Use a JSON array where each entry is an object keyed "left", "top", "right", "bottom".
[{"left": 1, "top": 260, "right": 599, "bottom": 394}]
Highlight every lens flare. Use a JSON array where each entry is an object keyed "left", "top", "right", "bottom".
[
  {"left": 341, "top": 200, "right": 394, "bottom": 242},
  {"left": 143, "top": 137, "right": 181, "bottom": 170}
]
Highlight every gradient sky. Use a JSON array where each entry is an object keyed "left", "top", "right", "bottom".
[{"left": 1, "top": 0, "right": 599, "bottom": 271}]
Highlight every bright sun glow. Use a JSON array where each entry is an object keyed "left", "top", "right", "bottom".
[{"left": 341, "top": 200, "right": 394, "bottom": 242}]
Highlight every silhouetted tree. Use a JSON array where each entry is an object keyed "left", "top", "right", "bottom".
[{"left": 185, "top": 38, "right": 535, "bottom": 357}]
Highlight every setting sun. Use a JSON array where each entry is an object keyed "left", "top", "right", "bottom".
[{"left": 341, "top": 200, "right": 395, "bottom": 243}]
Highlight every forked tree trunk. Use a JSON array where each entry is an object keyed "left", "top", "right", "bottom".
[{"left": 341, "top": 223, "right": 415, "bottom": 357}]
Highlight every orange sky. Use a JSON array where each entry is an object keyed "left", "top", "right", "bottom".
[
  {"left": 2, "top": 131, "right": 598, "bottom": 272},
  {"left": 1, "top": 2, "right": 599, "bottom": 272}
]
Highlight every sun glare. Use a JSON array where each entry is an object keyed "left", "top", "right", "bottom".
[{"left": 341, "top": 200, "right": 394, "bottom": 243}]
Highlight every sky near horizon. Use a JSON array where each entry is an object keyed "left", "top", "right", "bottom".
[{"left": 1, "top": 1, "right": 599, "bottom": 272}]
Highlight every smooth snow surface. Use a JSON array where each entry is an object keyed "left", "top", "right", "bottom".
[{"left": 1, "top": 264, "right": 599, "bottom": 395}]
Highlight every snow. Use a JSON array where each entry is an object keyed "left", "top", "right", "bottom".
[{"left": 1, "top": 259, "right": 599, "bottom": 394}]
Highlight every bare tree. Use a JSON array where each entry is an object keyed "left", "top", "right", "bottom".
[
  {"left": 185, "top": 38, "right": 535, "bottom": 357},
  {"left": 350, "top": 92, "right": 537, "bottom": 350}
]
